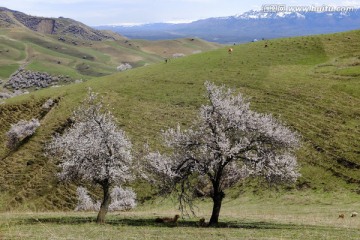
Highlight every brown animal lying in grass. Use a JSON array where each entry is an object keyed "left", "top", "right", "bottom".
[
  {"left": 155, "top": 214, "right": 180, "bottom": 224},
  {"left": 198, "top": 217, "right": 207, "bottom": 227},
  {"left": 338, "top": 214, "right": 345, "bottom": 219}
]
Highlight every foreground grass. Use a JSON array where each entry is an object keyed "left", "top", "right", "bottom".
[{"left": 1, "top": 196, "right": 359, "bottom": 240}]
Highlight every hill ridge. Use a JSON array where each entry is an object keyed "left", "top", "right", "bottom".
[{"left": 0, "top": 7, "right": 122, "bottom": 41}]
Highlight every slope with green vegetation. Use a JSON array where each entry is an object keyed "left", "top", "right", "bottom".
[
  {"left": 0, "top": 7, "right": 221, "bottom": 92},
  {"left": 0, "top": 28, "right": 220, "bottom": 84},
  {"left": 0, "top": 30, "right": 359, "bottom": 211}
]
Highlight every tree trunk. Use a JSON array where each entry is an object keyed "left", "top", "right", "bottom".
[
  {"left": 208, "top": 190, "right": 225, "bottom": 226},
  {"left": 96, "top": 181, "right": 111, "bottom": 224}
]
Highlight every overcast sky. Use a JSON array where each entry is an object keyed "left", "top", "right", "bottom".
[{"left": 1, "top": 0, "right": 359, "bottom": 26}]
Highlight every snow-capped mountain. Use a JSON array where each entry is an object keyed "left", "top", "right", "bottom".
[
  {"left": 236, "top": 9, "right": 358, "bottom": 20},
  {"left": 235, "top": 10, "right": 307, "bottom": 19},
  {"left": 96, "top": 9, "right": 360, "bottom": 43}
]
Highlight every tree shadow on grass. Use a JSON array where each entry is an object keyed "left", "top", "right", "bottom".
[{"left": 22, "top": 216, "right": 324, "bottom": 230}]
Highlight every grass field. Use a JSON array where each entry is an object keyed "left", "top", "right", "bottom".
[{"left": 1, "top": 194, "right": 359, "bottom": 239}]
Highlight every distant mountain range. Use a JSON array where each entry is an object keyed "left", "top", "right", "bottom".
[{"left": 96, "top": 9, "right": 360, "bottom": 43}]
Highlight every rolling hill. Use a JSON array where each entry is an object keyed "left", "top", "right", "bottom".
[
  {"left": 0, "top": 28, "right": 359, "bottom": 211},
  {"left": 0, "top": 7, "right": 220, "bottom": 96}
]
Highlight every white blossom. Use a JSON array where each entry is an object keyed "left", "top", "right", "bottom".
[
  {"left": 75, "top": 186, "right": 136, "bottom": 212},
  {"left": 46, "top": 90, "right": 133, "bottom": 223},
  {"left": 145, "top": 81, "right": 301, "bottom": 225},
  {"left": 47, "top": 91, "right": 133, "bottom": 185},
  {"left": 74, "top": 187, "right": 99, "bottom": 211},
  {"left": 109, "top": 186, "right": 137, "bottom": 211},
  {"left": 7, "top": 119, "right": 40, "bottom": 148}
]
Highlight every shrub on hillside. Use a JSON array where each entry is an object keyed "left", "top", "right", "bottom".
[{"left": 6, "top": 119, "right": 40, "bottom": 149}]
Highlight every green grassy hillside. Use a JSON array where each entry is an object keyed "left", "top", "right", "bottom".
[
  {"left": 0, "top": 30, "right": 359, "bottom": 211},
  {"left": 0, "top": 26, "right": 220, "bottom": 88}
]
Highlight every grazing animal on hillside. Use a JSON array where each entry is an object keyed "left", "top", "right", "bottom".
[
  {"left": 228, "top": 48, "right": 233, "bottom": 54},
  {"left": 338, "top": 214, "right": 345, "bottom": 219},
  {"left": 351, "top": 212, "right": 358, "bottom": 217},
  {"left": 155, "top": 214, "right": 180, "bottom": 224}
]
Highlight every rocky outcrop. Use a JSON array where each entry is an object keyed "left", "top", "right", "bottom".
[
  {"left": 14, "top": 10, "right": 118, "bottom": 41},
  {"left": 0, "top": 90, "right": 28, "bottom": 100},
  {"left": 59, "top": 24, "right": 111, "bottom": 41},
  {"left": 0, "top": 7, "right": 123, "bottom": 41},
  {"left": 4, "top": 69, "right": 73, "bottom": 90},
  {"left": 0, "top": 10, "right": 15, "bottom": 27},
  {"left": 12, "top": 11, "right": 44, "bottom": 32}
]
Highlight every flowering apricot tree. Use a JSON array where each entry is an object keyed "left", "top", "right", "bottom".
[
  {"left": 47, "top": 90, "right": 132, "bottom": 223},
  {"left": 146, "top": 81, "right": 300, "bottom": 226}
]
